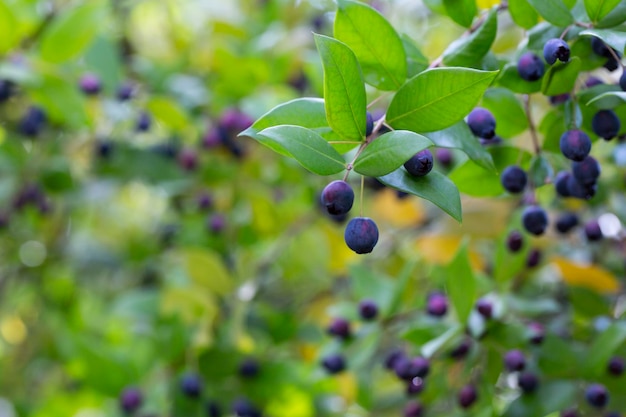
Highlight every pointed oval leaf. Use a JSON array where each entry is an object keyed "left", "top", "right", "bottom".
[
  {"left": 508, "top": 0, "right": 539, "bottom": 29},
  {"left": 541, "top": 57, "right": 582, "bottom": 96},
  {"left": 354, "top": 130, "right": 433, "bottom": 177},
  {"left": 586, "top": 91, "right": 626, "bottom": 108},
  {"left": 526, "top": 0, "right": 574, "bottom": 27},
  {"left": 334, "top": 0, "right": 407, "bottom": 90},
  {"left": 0, "top": 3, "right": 18, "bottom": 54},
  {"left": 314, "top": 34, "right": 367, "bottom": 142},
  {"left": 387, "top": 67, "right": 498, "bottom": 133},
  {"left": 39, "top": 2, "right": 106, "bottom": 63},
  {"left": 445, "top": 242, "right": 477, "bottom": 322},
  {"left": 257, "top": 125, "right": 345, "bottom": 175},
  {"left": 580, "top": 29, "right": 626, "bottom": 54},
  {"left": 585, "top": 0, "right": 622, "bottom": 24},
  {"left": 424, "top": 122, "right": 495, "bottom": 172},
  {"left": 443, "top": 7, "right": 498, "bottom": 67},
  {"left": 378, "top": 169, "right": 462, "bottom": 222},
  {"left": 496, "top": 63, "right": 542, "bottom": 94},
  {"left": 597, "top": 2, "right": 626, "bottom": 27},
  {"left": 442, "top": 0, "right": 477, "bottom": 28}
]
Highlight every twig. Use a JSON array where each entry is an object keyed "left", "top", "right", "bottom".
[{"left": 524, "top": 95, "right": 541, "bottom": 155}]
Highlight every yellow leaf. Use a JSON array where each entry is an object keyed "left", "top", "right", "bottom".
[
  {"left": 265, "top": 387, "right": 315, "bottom": 417},
  {"left": 552, "top": 257, "right": 621, "bottom": 294},
  {"left": 415, "top": 235, "right": 484, "bottom": 271},
  {"left": 372, "top": 188, "right": 426, "bottom": 227},
  {"left": 322, "top": 222, "right": 357, "bottom": 274},
  {"left": 477, "top": 0, "right": 501, "bottom": 8},
  {"left": 179, "top": 247, "right": 233, "bottom": 295}
]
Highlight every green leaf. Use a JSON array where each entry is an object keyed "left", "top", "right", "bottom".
[
  {"left": 387, "top": 68, "right": 498, "bottom": 133},
  {"left": 449, "top": 146, "right": 532, "bottom": 197},
  {"left": 586, "top": 91, "right": 626, "bottom": 108},
  {"left": 443, "top": 7, "right": 497, "bottom": 67},
  {"left": 334, "top": 0, "right": 407, "bottom": 90},
  {"left": 496, "top": 63, "right": 542, "bottom": 94},
  {"left": 584, "top": 0, "right": 622, "bottom": 23},
  {"left": 528, "top": 154, "right": 553, "bottom": 187},
  {"left": 445, "top": 241, "right": 477, "bottom": 322},
  {"left": 0, "top": 2, "right": 18, "bottom": 54},
  {"left": 314, "top": 34, "right": 367, "bottom": 141},
  {"left": 526, "top": 0, "right": 574, "bottom": 27},
  {"left": 537, "top": 336, "right": 584, "bottom": 378},
  {"left": 442, "top": 0, "right": 477, "bottom": 28},
  {"left": 402, "top": 35, "right": 429, "bottom": 78},
  {"left": 39, "top": 2, "right": 106, "bottom": 63},
  {"left": 583, "top": 323, "right": 626, "bottom": 377},
  {"left": 424, "top": 122, "right": 495, "bottom": 172},
  {"left": 508, "top": 0, "right": 539, "bottom": 29},
  {"left": 378, "top": 169, "right": 462, "bottom": 222},
  {"left": 541, "top": 57, "right": 582, "bottom": 96},
  {"left": 481, "top": 87, "right": 528, "bottom": 138},
  {"left": 257, "top": 125, "right": 345, "bottom": 175},
  {"left": 597, "top": 1, "right": 626, "bottom": 27},
  {"left": 179, "top": 248, "right": 233, "bottom": 295},
  {"left": 354, "top": 130, "right": 432, "bottom": 177},
  {"left": 570, "top": 37, "right": 608, "bottom": 71},
  {"left": 504, "top": 381, "right": 577, "bottom": 417},
  {"left": 580, "top": 29, "right": 626, "bottom": 54},
  {"left": 146, "top": 97, "right": 189, "bottom": 131},
  {"left": 421, "top": 324, "right": 463, "bottom": 358}
]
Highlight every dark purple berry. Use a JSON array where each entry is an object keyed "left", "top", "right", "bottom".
[
  {"left": 450, "top": 339, "right": 472, "bottom": 359},
  {"left": 526, "top": 248, "right": 542, "bottom": 268},
  {"left": 517, "top": 52, "right": 545, "bottom": 81},
  {"left": 584, "top": 220, "right": 603, "bottom": 241},
  {"left": 384, "top": 349, "right": 406, "bottom": 370},
  {"left": 321, "top": 180, "right": 354, "bottom": 216},
  {"left": 522, "top": 205, "right": 548, "bottom": 236},
  {"left": 197, "top": 193, "right": 213, "bottom": 211},
  {"left": 238, "top": 357, "right": 260, "bottom": 378},
  {"left": 555, "top": 171, "right": 572, "bottom": 197},
  {"left": 620, "top": 71, "right": 626, "bottom": 91},
  {"left": 207, "top": 213, "right": 226, "bottom": 233},
  {"left": 19, "top": 106, "right": 47, "bottom": 137},
  {"left": 0, "top": 79, "right": 15, "bottom": 102},
  {"left": 527, "top": 322, "right": 545, "bottom": 345},
  {"left": 586, "top": 76, "right": 604, "bottom": 88},
  {"left": 327, "top": 317, "right": 351, "bottom": 339},
  {"left": 178, "top": 148, "right": 198, "bottom": 171},
  {"left": 321, "top": 353, "right": 346, "bottom": 374},
  {"left": 117, "top": 83, "right": 135, "bottom": 101},
  {"left": 203, "top": 127, "right": 227, "bottom": 149},
  {"left": 504, "top": 349, "right": 526, "bottom": 371},
  {"left": 518, "top": 372, "right": 539, "bottom": 393},
  {"left": 572, "top": 156, "right": 601, "bottom": 186},
  {"left": 365, "top": 111, "right": 374, "bottom": 137},
  {"left": 586, "top": 383, "right": 609, "bottom": 408},
  {"left": 95, "top": 139, "right": 114, "bottom": 159},
  {"left": 394, "top": 356, "right": 430, "bottom": 380},
  {"left": 560, "top": 130, "right": 591, "bottom": 161},
  {"left": 549, "top": 93, "right": 570, "bottom": 105},
  {"left": 555, "top": 213, "right": 579, "bottom": 234},
  {"left": 358, "top": 299, "right": 379, "bottom": 321},
  {"left": 426, "top": 292, "right": 448, "bottom": 317},
  {"left": 467, "top": 107, "right": 496, "bottom": 139},
  {"left": 501, "top": 165, "right": 527, "bottom": 193},
  {"left": 604, "top": 55, "right": 619, "bottom": 71},
  {"left": 407, "top": 377, "right": 425, "bottom": 395},
  {"left": 458, "top": 385, "right": 478, "bottom": 409},
  {"left": 180, "top": 373, "right": 203, "bottom": 398},
  {"left": 136, "top": 111, "right": 152, "bottom": 132},
  {"left": 404, "top": 401, "right": 423, "bottom": 417},
  {"left": 476, "top": 299, "right": 493, "bottom": 319},
  {"left": 543, "top": 38, "right": 570, "bottom": 65},
  {"left": 79, "top": 73, "right": 101, "bottom": 95},
  {"left": 507, "top": 230, "right": 524, "bottom": 252},
  {"left": 232, "top": 398, "right": 261, "bottom": 417},
  {"left": 592, "top": 109, "right": 621, "bottom": 140},
  {"left": 567, "top": 176, "right": 597, "bottom": 200},
  {"left": 592, "top": 37, "right": 610, "bottom": 57},
  {"left": 344, "top": 217, "right": 379, "bottom": 254},
  {"left": 435, "top": 148, "right": 453, "bottom": 167},
  {"left": 119, "top": 386, "right": 143, "bottom": 413},
  {"left": 404, "top": 149, "right": 434, "bottom": 177},
  {"left": 607, "top": 356, "right": 624, "bottom": 376},
  {"left": 206, "top": 401, "right": 222, "bottom": 417}
]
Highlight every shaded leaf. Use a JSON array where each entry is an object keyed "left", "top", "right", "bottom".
[
  {"left": 424, "top": 122, "right": 495, "bottom": 171},
  {"left": 443, "top": 7, "right": 498, "bottom": 67},
  {"left": 443, "top": 0, "right": 477, "bottom": 28},
  {"left": 526, "top": 0, "right": 574, "bottom": 27}
]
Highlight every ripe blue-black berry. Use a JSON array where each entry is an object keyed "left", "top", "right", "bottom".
[
  {"left": 476, "top": 299, "right": 493, "bottom": 319},
  {"left": 501, "top": 165, "right": 527, "bottom": 193},
  {"left": 522, "top": 205, "right": 548, "bottom": 236},
  {"left": 404, "top": 401, "right": 424, "bottom": 417},
  {"left": 344, "top": 217, "right": 379, "bottom": 254},
  {"left": 607, "top": 356, "right": 624, "bottom": 376},
  {"left": 504, "top": 349, "right": 526, "bottom": 371},
  {"left": 458, "top": 385, "right": 477, "bottom": 408},
  {"left": 467, "top": 107, "right": 496, "bottom": 139},
  {"left": 560, "top": 130, "right": 591, "bottom": 161},
  {"left": 517, "top": 52, "right": 545, "bottom": 81},
  {"left": 180, "top": 372, "right": 203, "bottom": 398},
  {"left": 586, "top": 383, "right": 609, "bottom": 408},
  {"left": 507, "top": 230, "right": 524, "bottom": 252},
  {"left": 572, "top": 156, "right": 600, "bottom": 186},
  {"left": 321, "top": 180, "right": 354, "bottom": 215},
  {"left": 365, "top": 111, "right": 374, "bottom": 137},
  {"left": 543, "top": 38, "right": 570, "bottom": 65},
  {"left": 119, "top": 386, "right": 143, "bottom": 413},
  {"left": 321, "top": 353, "right": 346, "bottom": 374},
  {"left": 584, "top": 219, "right": 603, "bottom": 241},
  {"left": 359, "top": 299, "right": 379, "bottom": 321},
  {"left": 518, "top": 372, "right": 539, "bottom": 393},
  {"left": 592, "top": 109, "right": 621, "bottom": 140},
  {"left": 404, "top": 149, "right": 434, "bottom": 177},
  {"left": 79, "top": 73, "right": 101, "bottom": 95},
  {"left": 426, "top": 292, "right": 448, "bottom": 317},
  {"left": 555, "top": 213, "right": 579, "bottom": 234}
]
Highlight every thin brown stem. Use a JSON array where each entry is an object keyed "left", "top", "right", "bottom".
[{"left": 343, "top": 114, "right": 387, "bottom": 181}]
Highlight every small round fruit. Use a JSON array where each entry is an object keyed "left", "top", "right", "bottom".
[
  {"left": 435, "top": 148, "right": 453, "bottom": 167},
  {"left": 321, "top": 180, "right": 354, "bottom": 216},
  {"left": 560, "top": 130, "right": 591, "bottom": 161},
  {"left": 555, "top": 213, "right": 579, "bottom": 234},
  {"left": 404, "top": 149, "right": 434, "bottom": 177},
  {"left": 554, "top": 171, "right": 572, "bottom": 197},
  {"left": 467, "top": 107, "right": 496, "bottom": 139},
  {"left": 526, "top": 248, "right": 542, "bottom": 268},
  {"left": 607, "top": 356, "right": 624, "bottom": 376},
  {"left": 572, "top": 156, "right": 601, "bottom": 186},
  {"left": 344, "top": 217, "right": 379, "bottom": 254},
  {"left": 426, "top": 292, "right": 448, "bottom": 317},
  {"left": 518, "top": 372, "right": 539, "bottom": 393},
  {"left": 501, "top": 165, "right": 527, "bottom": 193},
  {"left": 586, "top": 383, "right": 609, "bottom": 408},
  {"left": 79, "top": 73, "right": 101, "bottom": 95},
  {"left": 504, "top": 349, "right": 526, "bottom": 371},
  {"left": 543, "top": 38, "right": 570, "bottom": 65},
  {"left": 119, "top": 386, "right": 143, "bottom": 413},
  {"left": 527, "top": 322, "right": 545, "bottom": 345},
  {"left": 136, "top": 111, "right": 152, "bottom": 132},
  {"left": 404, "top": 401, "right": 424, "bottom": 417},
  {"left": 476, "top": 299, "right": 493, "bottom": 319},
  {"left": 507, "top": 230, "right": 524, "bottom": 252},
  {"left": 238, "top": 357, "right": 260, "bottom": 378},
  {"left": 621, "top": 71, "right": 626, "bottom": 91},
  {"left": 321, "top": 353, "right": 346, "bottom": 374},
  {"left": 365, "top": 111, "right": 374, "bottom": 137},
  {"left": 522, "top": 205, "right": 548, "bottom": 236},
  {"left": 180, "top": 373, "right": 203, "bottom": 398},
  {"left": 450, "top": 339, "right": 472, "bottom": 359},
  {"left": 517, "top": 52, "right": 545, "bottom": 81},
  {"left": 407, "top": 377, "right": 425, "bottom": 395},
  {"left": 327, "top": 317, "right": 351, "bottom": 339},
  {"left": 458, "top": 385, "right": 478, "bottom": 409},
  {"left": 592, "top": 109, "right": 621, "bottom": 140},
  {"left": 359, "top": 299, "right": 379, "bottom": 321},
  {"left": 384, "top": 349, "right": 406, "bottom": 370},
  {"left": 585, "top": 220, "right": 603, "bottom": 241}
]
